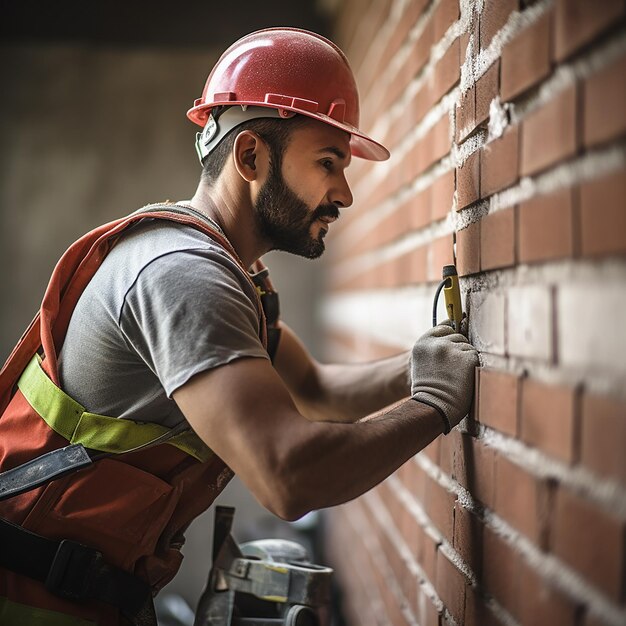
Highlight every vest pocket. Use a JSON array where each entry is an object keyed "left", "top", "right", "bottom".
[{"left": 25, "top": 458, "right": 181, "bottom": 572}]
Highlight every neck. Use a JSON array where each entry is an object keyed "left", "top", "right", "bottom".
[{"left": 189, "top": 179, "right": 270, "bottom": 269}]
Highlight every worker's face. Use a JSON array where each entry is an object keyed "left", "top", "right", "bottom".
[{"left": 254, "top": 120, "right": 353, "bottom": 259}]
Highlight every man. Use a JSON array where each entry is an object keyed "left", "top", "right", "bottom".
[{"left": 0, "top": 28, "right": 478, "bottom": 625}]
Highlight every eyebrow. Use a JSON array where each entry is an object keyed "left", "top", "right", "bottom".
[{"left": 317, "top": 146, "right": 348, "bottom": 161}]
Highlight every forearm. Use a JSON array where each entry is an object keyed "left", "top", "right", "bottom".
[
  {"left": 292, "top": 352, "right": 411, "bottom": 423},
  {"left": 174, "top": 356, "right": 445, "bottom": 522},
  {"left": 273, "top": 323, "right": 410, "bottom": 423},
  {"left": 282, "top": 399, "right": 443, "bottom": 516}
]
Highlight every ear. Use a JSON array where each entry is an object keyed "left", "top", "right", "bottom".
[{"left": 232, "top": 130, "right": 269, "bottom": 183}]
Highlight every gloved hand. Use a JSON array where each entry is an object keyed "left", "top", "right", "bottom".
[{"left": 410, "top": 323, "right": 479, "bottom": 434}]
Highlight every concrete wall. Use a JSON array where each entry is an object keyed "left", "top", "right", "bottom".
[{"left": 323, "top": 1, "right": 626, "bottom": 625}]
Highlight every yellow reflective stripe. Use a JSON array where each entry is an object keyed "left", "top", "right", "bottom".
[
  {"left": 17, "top": 355, "right": 212, "bottom": 462},
  {"left": 0, "top": 596, "right": 96, "bottom": 626},
  {"left": 261, "top": 595, "right": 289, "bottom": 603}
]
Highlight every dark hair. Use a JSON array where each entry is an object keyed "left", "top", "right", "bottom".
[{"left": 200, "top": 114, "right": 311, "bottom": 185}]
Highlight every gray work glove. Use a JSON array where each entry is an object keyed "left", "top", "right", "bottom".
[{"left": 410, "top": 323, "right": 479, "bottom": 434}]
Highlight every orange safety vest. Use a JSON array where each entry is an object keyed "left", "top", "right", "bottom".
[{"left": 0, "top": 206, "right": 269, "bottom": 625}]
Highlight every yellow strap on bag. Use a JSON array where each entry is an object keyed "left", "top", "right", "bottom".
[{"left": 17, "top": 355, "right": 212, "bottom": 462}]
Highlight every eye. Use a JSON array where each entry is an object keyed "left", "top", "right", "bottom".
[{"left": 320, "top": 159, "right": 334, "bottom": 171}]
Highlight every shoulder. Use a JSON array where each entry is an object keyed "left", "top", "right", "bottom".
[
  {"left": 120, "top": 220, "right": 260, "bottom": 317},
  {"left": 80, "top": 218, "right": 258, "bottom": 327},
  {"left": 114, "top": 219, "right": 254, "bottom": 294}
]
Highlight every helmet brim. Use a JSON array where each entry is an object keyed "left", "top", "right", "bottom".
[{"left": 187, "top": 102, "right": 390, "bottom": 162}]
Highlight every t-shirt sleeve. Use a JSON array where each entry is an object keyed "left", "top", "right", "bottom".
[{"left": 119, "top": 246, "right": 269, "bottom": 397}]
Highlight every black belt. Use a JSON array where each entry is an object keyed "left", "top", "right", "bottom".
[{"left": 0, "top": 517, "right": 152, "bottom": 620}]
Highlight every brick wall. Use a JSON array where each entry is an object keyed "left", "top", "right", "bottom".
[{"left": 322, "top": 1, "right": 626, "bottom": 624}]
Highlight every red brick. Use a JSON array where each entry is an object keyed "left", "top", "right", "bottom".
[
  {"left": 482, "top": 526, "right": 522, "bottom": 618},
  {"left": 405, "top": 136, "right": 428, "bottom": 182},
  {"left": 439, "top": 428, "right": 464, "bottom": 478},
  {"left": 456, "top": 221, "right": 481, "bottom": 276},
  {"left": 406, "top": 574, "right": 419, "bottom": 623},
  {"left": 456, "top": 150, "right": 480, "bottom": 209},
  {"left": 398, "top": 458, "right": 412, "bottom": 489},
  {"left": 480, "top": 0, "right": 519, "bottom": 50},
  {"left": 432, "top": 0, "right": 460, "bottom": 43},
  {"left": 345, "top": 0, "right": 393, "bottom": 63},
  {"left": 432, "top": 170, "right": 455, "bottom": 221},
  {"left": 465, "top": 586, "right": 501, "bottom": 626},
  {"left": 453, "top": 504, "right": 483, "bottom": 576},
  {"left": 462, "top": 436, "right": 496, "bottom": 509},
  {"left": 581, "top": 392, "right": 626, "bottom": 485},
  {"left": 406, "top": 515, "right": 424, "bottom": 570},
  {"left": 478, "top": 369, "right": 520, "bottom": 436},
  {"left": 518, "top": 187, "right": 575, "bottom": 263},
  {"left": 431, "top": 114, "right": 451, "bottom": 165},
  {"left": 580, "top": 167, "right": 626, "bottom": 257},
  {"left": 495, "top": 454, "right": 550, "bottom": 544},
  {"left": 408, "top": 246, "right": 429, "bottom": 284},
  {"left": 408, "top": 122, "right": 446, "bottom": 181},
  {"left": 383, "top": 22, "right": 428, "bottom": 110},
  {"left": 421, "top": 435, "right": 441, "bottom": 466},
  {"left": 407, "top": 188, "right": 432, "bottom": 230},
  {"left": 375, "top": 0, "right": 429, "bottom": 91},
  {"left": 584, "top": 53, "right": 626, "bottom": 147},
  {"left": 416, "top": 589, "right": 441, "bottom": 626},
  {"left": 521, "top": 378, "right": 577, "bottom": 464},
  {"left": 407, "top": 18, "right": 435, "bottom": 83},
  {"left": 457, "top": 86, "right": 476, "bottom": 142},
  {"left": 481, "top": 125, "right": 520, "bottom": 197},
  {"left": 425, "top": 474, "right": 456, "bottom": 542},
  {"left": 554, "top": 0, "right": 625, "bottom": 61},
  {"left": 480, "top": 207, "right": 516, "bottom": 270},
  {"left": 422, "top": 532, "right": 439, "bottom": 584},
  {"left": 429, "top": 235, "right": 455, "bottom": 282},
  {"left": 501, "top": 9, "right": 552, "bottom": 101},
  {"left": 552, "top": 486, "right": 626, "bottom": 601},
  {"left": 436, "top": 550, "right": 467, "bottom": 623},
  {"left": 385, "top": 57, "right": 416, "bottom": 112},
  {"left": 411, "top": 460, "right": 428, "bottom": 504},
  {"left": 408, "top": 83, "right": 432, "bottom": 127},
  {"left": 518, "top": 559, "right": 579, "bottom": 626},
  {"left": 379, "top": 206, "right": 406, "bottom": 245},
  {"left": 432, "top": 39, "right": 461, "bottom": 104},
  {"left": 476, "top": 60, "right": 500, "bottom": 126},
  {"left": 521, "top": 84, "right": 579, "bottom": 176},
  {"left": 377, "top": 257, "right": 395, "bottom": 288}
]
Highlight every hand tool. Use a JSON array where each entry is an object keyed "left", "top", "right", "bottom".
[{"left": 432, "top": 264, "right": 463, "bottom": 332}]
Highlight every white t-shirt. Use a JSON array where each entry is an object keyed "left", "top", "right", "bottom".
[{"left": 58, "top": 216, "right": 269, "bottom": 429}]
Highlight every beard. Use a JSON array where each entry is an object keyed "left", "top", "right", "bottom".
[{"left": 254, "top": 160, "right": 340, "bottom": 259}]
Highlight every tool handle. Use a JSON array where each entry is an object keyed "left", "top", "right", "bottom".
[{"left": 442, "top": 265, "right": 463, "bottom": 332}]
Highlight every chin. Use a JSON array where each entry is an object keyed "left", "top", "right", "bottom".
[{"left": 276, "top": 237, "right": 325, "bottom": 259}]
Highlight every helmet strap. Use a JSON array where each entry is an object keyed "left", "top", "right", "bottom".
[{"left": 195, "top": 105, "right": 295, "bottom": 165}]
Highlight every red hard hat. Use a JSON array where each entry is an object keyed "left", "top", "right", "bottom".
[{"left": 187, "top": 27, "right": 390, "bottom": 161}]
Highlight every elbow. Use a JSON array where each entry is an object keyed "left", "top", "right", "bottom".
[
  {"left": 270, "top": 500, "right": 309, "bottom": 522},
  {"left": 247, "top": 415, "right": 333, "bottom": 521},
  {"left": 256, "top": 449, "right": 313, "bottom": 522},
  {"left": 258, "top": 481, "right": 311, "bottom": 522}
]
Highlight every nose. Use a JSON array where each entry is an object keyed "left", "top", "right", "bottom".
[{"left": 331, "top": 173, "right": 353, "bottom": 209}]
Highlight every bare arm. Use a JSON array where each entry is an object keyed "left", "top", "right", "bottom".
[
  {"left": 272, "top": 322, "right": 410, "bottom": 422},
  {"left": 173, "top": 355, "right": 442, "bottom": 521}
]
